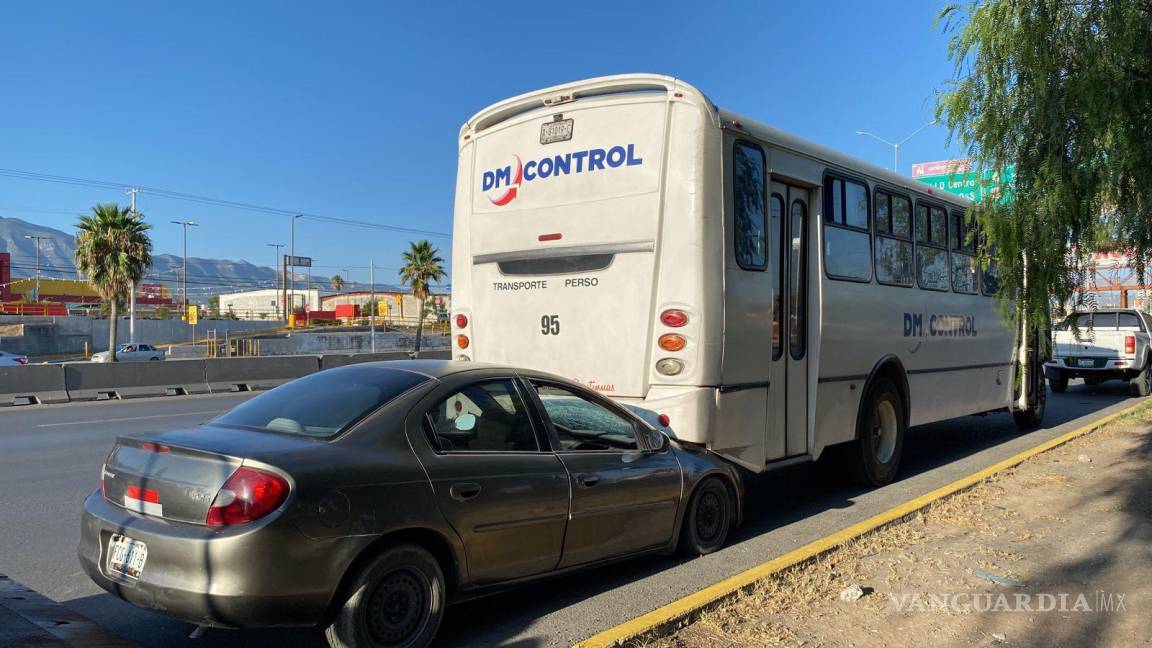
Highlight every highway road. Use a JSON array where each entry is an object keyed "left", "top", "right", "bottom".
[{"left": 0, "top": 381, "right": 1141, "bottom": 647}]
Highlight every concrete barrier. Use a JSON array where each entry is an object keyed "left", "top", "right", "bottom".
[
  {"left": 205, "top": 355, "right": 320, "bottom": 393},
  {"left": 65, "top": 359, "right": 211, "bottom": 401},
  {"left": 0, "top": 364, "right": 69, "bottom": 406}
]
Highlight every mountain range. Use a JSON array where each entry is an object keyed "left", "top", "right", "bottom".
[{"left": 0, "top": 216, "right": 398, "bottom": 299}]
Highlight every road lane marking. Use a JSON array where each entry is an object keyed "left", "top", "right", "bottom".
[
  {"left": 572, "top": 400, "right": 1149, "bottom": 648},
  {"left": 36, "top": 410, "right": 225, "bottom": 427}
]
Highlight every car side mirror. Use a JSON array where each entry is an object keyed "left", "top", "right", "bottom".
[
  {"left": 454, "top": 413, "right": 477, "bottom": 432},
  {"left": 647, "top": 429, "right": 669, "bottom": 451}
]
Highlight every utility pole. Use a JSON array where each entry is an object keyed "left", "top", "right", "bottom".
[
  {"left": 171, "top": 220, "right": 198, "bottom": 319},
  {"left": 23, "top": 235, "right": 48, "bottom": 303},
  {"left": 266, "top": 243, "right": 284, "bottom": 320},
  {"left": 127, "top": 187, "right": 139, "bottom": 343},
  {"left": 369, "top": 261, "right": 376, "bottom": 353},
  {"left": 855, "top": 119, "right": 938, "bottom": 173},
  {"left": 290, "top": 214, "right": 302, "bottom": 322}
]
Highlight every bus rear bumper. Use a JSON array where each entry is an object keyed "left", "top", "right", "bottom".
[{"left": 616, "top": 386, "right": 717, "bottom": 445}]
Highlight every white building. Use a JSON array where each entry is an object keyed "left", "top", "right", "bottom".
[{"left": 218, "top": 288, "right": 319, "bottom": 320}]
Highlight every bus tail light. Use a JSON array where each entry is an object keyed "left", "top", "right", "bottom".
[
  {"left": 660, "top": 309, "right": 688, "bottom": 327},
  {"left": 655, "top": 358, "right": 684, "bottom": 375},
  {"left": 658, "top": 334, "right": 686, "bottom": 352},
  {"left": 657, "top": 413, "right": 671, "bottom": 427},
  {"left": 456, "top": 335, "right": 470, "bottom": 349},
  {"left": 1125, "top": 336, "right": 1135, "bottom": 354},
  {"left": 455, "top": 314, "right": 469, "bottom": 329}
]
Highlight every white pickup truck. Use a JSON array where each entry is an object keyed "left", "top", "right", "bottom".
[{"left": 1046, "top": 309, "right": 1152, "bottom": 396}]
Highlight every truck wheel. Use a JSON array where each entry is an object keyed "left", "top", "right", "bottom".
[
  {"left": 679, "top": 478, "right": 733, "bottom": 555},
  {"left": 1131, "top": 360, "right": 1152, "bottom": 397},
  {"left": 1048, "top": 371, "right": 1068, "bottom": 393},
  {"left": 325, "top": 545, "right": 445, "bottom": 648},
  {"left": 846, "top": 377, "right": 905, "bottom": 487}
]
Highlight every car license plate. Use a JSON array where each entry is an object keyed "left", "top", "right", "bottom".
[
  {"left": 107, "top": 535, "right": 147, "bottom": 579},
  {"left": 1077, "top": 359, "right": 1095, "bottom": 368},
  {"left": 540, "top": 117, "right": 574, "bottom": 144}
]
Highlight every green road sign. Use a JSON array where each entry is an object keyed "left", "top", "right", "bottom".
[{"left": 912, "top": 159, "right": 1014, "bottom": 202}]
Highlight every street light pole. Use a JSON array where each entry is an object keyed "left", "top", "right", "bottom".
[
  {"left": 290, "top": 214, "right": 302, "bottom": 321},
  {"left": 267, "top": 243, "right": 284, "bottom": 320},
  {"left": 855, "top": 119, "right": 938, "bottom": 173},
  {"left": 170, "top": 220, "right": 198, "bottom": 315},
  {"left": 23, "top": 235, "right": 47, "bottom": 303}
]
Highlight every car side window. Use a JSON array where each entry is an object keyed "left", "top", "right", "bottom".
[
  {"left": 533, "top": 383, "right": 638, "bottom": 451},
  {"left": 425, "top": 379, "right": 539, "bottom": 453}
]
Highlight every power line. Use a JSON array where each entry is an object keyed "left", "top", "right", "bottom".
[{"left": 0, "top": 166, "right": 451, "bottom": 238}]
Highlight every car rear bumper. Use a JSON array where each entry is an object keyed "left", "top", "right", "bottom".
[
  {"left": 1046, "top": 359, "right": 1137, "bottom": 378},
  {"left": 78, "top": 490, "right": 355, "bottom": 628}
]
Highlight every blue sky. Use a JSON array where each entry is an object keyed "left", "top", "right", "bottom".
[{"left": 0, "top": 1, "right": 962, "bottom": 282}]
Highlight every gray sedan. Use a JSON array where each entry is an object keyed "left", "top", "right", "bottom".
[{"left": 79, "top": 360, "right": 742, "bottom": 648}]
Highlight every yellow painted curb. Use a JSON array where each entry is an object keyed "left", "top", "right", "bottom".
[{"left": 573, "top": 400, "right": 1149, "bottom": 648}]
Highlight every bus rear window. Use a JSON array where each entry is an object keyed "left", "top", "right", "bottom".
[{"left": 498, "top": 254, "right": 613, "bottom": 275}]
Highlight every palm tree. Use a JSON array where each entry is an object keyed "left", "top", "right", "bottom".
[
  {"left": 330, "top": 274, "right": 345, "bottom": 292},
  {"left": 74, "top": 203, "right": 152, "bottom": 362},
  {"left": 399, "top": 240, "right": 446, "bottom": 354}
]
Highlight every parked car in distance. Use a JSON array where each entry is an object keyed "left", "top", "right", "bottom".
[
  {"left": 90, "top": 343, "right": 166, "bottom": 362},
  {"left": 0, "top": 349, "right": 30, "bottom": 366},
  {"left": 1046, "top": 309, "right": 1152, "bottom": 396},
  {"left": 79, "top": 360, "right": 742, "bottom": 648}
]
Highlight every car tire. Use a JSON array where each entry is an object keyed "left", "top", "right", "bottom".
[
  {"left": 679, "top": 478, "right": 733, "bottom": 555},
  {"left": 845, "top": 376, "right": 905, "bottom": 487},
  {"left": 325, "top": 545, "right": 445, "bottom": 648},
  {"left": 149, "top": 357, "right": 160, "bottom": 361},
  {"left": 1130, "top": 359, "right": 1151, "bottom": 398},
  {"left": 1049, "top": 371, "right": 1068, "bottom": 393}
]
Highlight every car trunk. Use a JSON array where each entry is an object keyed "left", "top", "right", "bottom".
[
  {"left": 465, "top": 96, "right": 669, "bottom": 398},
  {"left": 101, "top": 425, "right": 310, "bottom": 524},
  {"left": 1056, "top": 313, "right": 1129, "bottom": 360}
]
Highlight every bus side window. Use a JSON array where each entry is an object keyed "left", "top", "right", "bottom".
[
  {"left": 950, "top": 210, "right": 977, "bottom": 294},
  {"left": 822, "top": 174, "right": 872, "bottom": 281},
  {"left": 770, "top": 193, "right": 785, "bottom": 360},
  {"left": 733, "top": 142, "right": 767, "bottom": 271},
  {"left": 916, "top": 203, "right": 950, "bottom": 291},
  {"left": 874, "top": 190, "right": 913, "bottom": 286}
]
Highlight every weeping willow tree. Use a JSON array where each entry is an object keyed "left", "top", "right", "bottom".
[{"left": 936, "top": 0, "right": 1152, "bottom": 408}]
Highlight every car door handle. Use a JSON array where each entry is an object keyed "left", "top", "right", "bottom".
[
  {"left": 577, "top": 474, "right": 601, "bottom": 488},
  {"left": 449, "top": 482, "right": 482, "bottom": 502}
]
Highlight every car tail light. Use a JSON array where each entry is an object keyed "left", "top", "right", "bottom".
[
  {"left": 140, "top": 442, "right": 170, "bottom": 453},
  {"left": 660, "top": 309, "right": 688, "bottom": 328},
  {"left": 658, "top": 334, "right": 686, "bottom": 352},
  {"left": 15, "top": 357, "right": 28, "bottom": 365},
  {"left": 1125, "top": 336, "right": 1135, "bottom": 354},
  {"left": 456, "top": 334, "right": 470, "bottom": 349},
  {"left": 206, "top": 467, "right": 289, "bottom": 527},
  {"left": 455, "top": 314, "right": 468, "bottom": 328}
]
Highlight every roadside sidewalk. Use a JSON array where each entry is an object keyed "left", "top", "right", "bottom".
[
  {"left": 0, "top": 573, "right": 137, "bottom": 647},
  {"left": 660, "top": 405, "right": 1151, "bottom": 647}
]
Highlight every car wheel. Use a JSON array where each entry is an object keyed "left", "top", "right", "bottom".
[
  {"left": 150, "top": 357, "right": 160, "bottom": 361},
  {"left": 679, "top": 478, "right": 732, "bottom": 555},
  {"left": 845, "top": 376, "right": 905, "bottom": 487},
  {"left": 1131, "top": 359, "right": 1151, "bottom": 398},
  {"left": 325, "top": 545, "right": 445, "bottom": 648},
  {"left": 1049, "top": 371, "right": 1068, "bottom": 393}
]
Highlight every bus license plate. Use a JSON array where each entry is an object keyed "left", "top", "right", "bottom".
[
  {"left": 1077, "top": 359, "right": 1095, "bottom": 368},
  {"left": 107, "top": 535, "right": 147, "bottom": 579},
  {"left": 540, "top": 118, "right": 574, "bottom": 144}
]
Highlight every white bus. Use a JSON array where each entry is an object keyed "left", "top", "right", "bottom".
[{"left": 449, "top": 74, "right": 1044, "bottom": 485}]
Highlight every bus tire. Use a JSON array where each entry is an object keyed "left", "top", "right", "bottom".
[
  {"left": 679, "top": 478, "right": 733, "bottom": 555},
  {"left": 1048, "top": 371, "right": 1068, "bottom": 393},
  {"left": 1013, "top": 373, "right": 1047, "bottom": 430},
  {"left": 847, "top": 376, "right": 905, "bottom": 487},
  {"left": 1130, "top": 359, "right": 1151, "bottom": 397}
]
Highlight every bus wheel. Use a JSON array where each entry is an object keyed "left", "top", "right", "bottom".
[
  {"left": 847, "top": 377, "right": 905, "bottom": 487},
  {"left": 1013, "top": 370, "right": 1047, "bottom": 430}
]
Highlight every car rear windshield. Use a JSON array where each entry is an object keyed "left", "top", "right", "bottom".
[{"left": 212, "top": 366, "right": 430, "bottom": 437}]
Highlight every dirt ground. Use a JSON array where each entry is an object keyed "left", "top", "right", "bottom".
[{"left": 653, "top": 405, "right": 1152, "bottom": 648}]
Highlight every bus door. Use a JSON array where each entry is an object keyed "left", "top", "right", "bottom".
[{"left": 769, "top": 181, "right": 810, "bottom": 458}]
